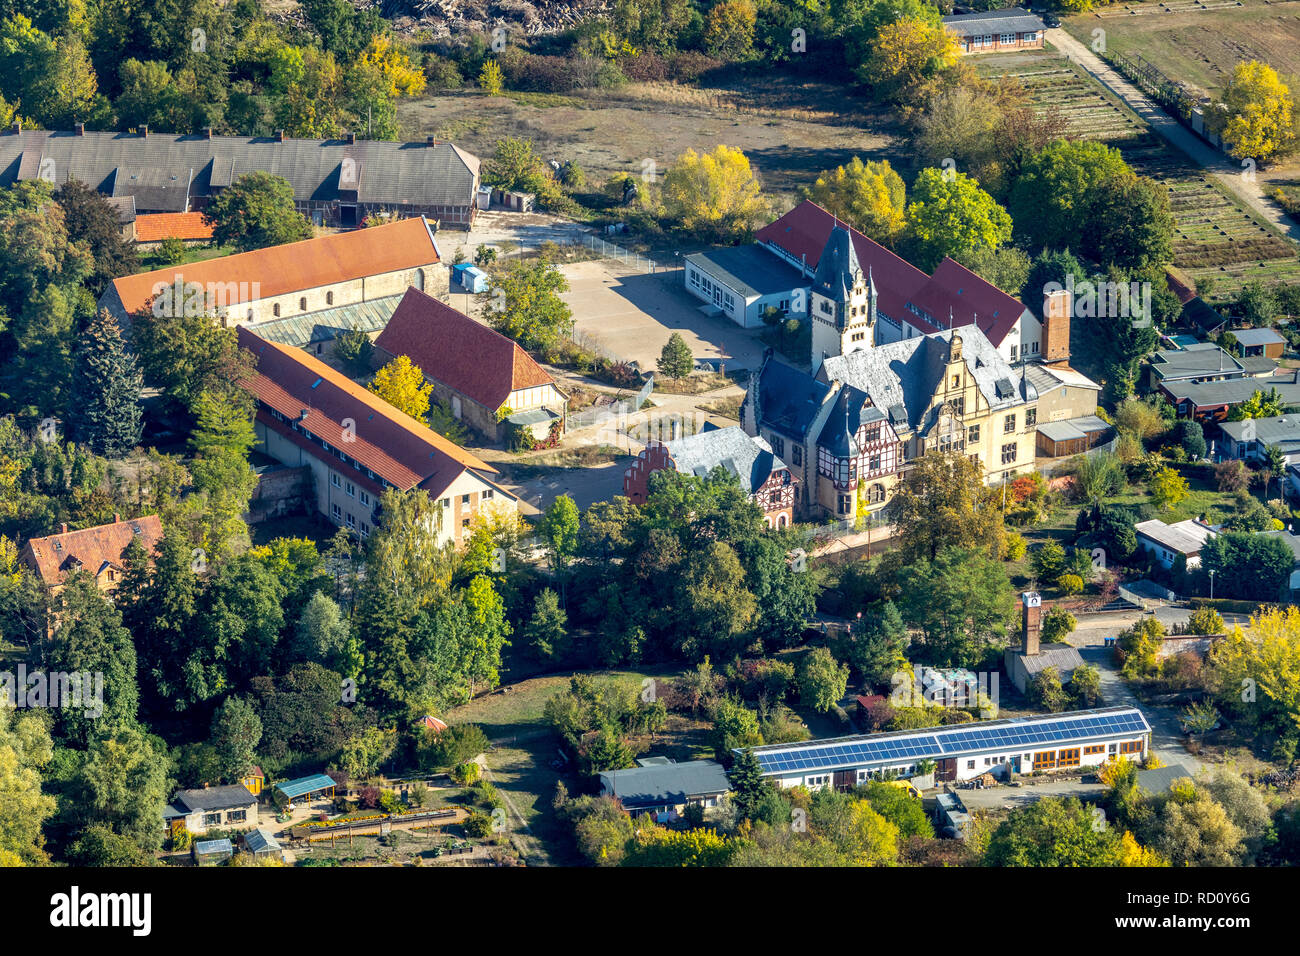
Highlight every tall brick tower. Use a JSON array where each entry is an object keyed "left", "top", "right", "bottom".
[{"left": 1021, "top": 591, "right": 1042, "bottom": 656}]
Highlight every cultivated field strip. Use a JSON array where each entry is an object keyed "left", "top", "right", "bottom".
[{"left": 982, "top": 51, "right": 1300, "bottom": 297}]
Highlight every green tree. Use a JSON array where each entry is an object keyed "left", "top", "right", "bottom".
[
  {"left": 333, "top": 324, "right": 374, "bottom": 375},
  {"left": 727, "top": 747, "right": 769, "bottom": 821},
  {"left": 1030, "top": 540, "right": 1067, "bottom": 585},
  {"left": 204, "top": 171, "right": 313, "bottom": 252},
  {"left": 888, "top": 451, "right": 1005, "bottom": 563},
  {"left": 859, "top": 780, "right": 933, "bottom": 839},
  {"left": 1029, "top": 666, "right": 1070, "bottom": 713},
  {"left": 1041, "top": 606, "right": 1077, "bottom": 644},
  {"left": 1087, "top": 174, "right": 1175, "bottom": 273},
  {"left": 74, "top": 727, "right": 169, "bottom": 852},
  {"left": 210, "top": 696, "right": 262, "bottom": 781},
  {"left": 66, "top": 310, "right": 143, "bottom": 457},
  {"left": 657, "top": 332, "right": 694, "bottom": 379},
  {"left": 711, "top": 698, "right": 763, "bottom": 760},
  {"left": 900, "top": 547, "right": 1015, "bottom": 666},
  {"left": 984, "top": 797, "right": 1125, "bottom": 866},
  {"left": 797, "top": 646, "right": 850, "bottom": 714},
  {"left": 1149, "top": 465, "right": 1190, "bottom": 512},
  {"left": 480, "top": 259, "right": 573, "bottom": 354},
  {"left": 1068, "top": 663, "right": 1102, "bottom": 707},
  {"left": 130, "top": 310, "right": 256, "bottom": 417},
  {"left": 0, "top": 702, "right": 55, "bottom": 865},
  {"left": 523, "top": 587, "right": 568, "bottom": 661},
  {"left": 53, "top": 179, "right": 138, "bottom": 297},
  {"left": 903, "top": 168, "right": 1012, "bottom": 272},
  {"left": 1008, "top": 139, "right": 1132, "bottom": 252}
]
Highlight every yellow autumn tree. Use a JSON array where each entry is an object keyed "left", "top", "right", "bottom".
[
  {"left": 369, "top": 355, "right": 432, "bottom": 423},
  {"left": 356, "top": 34, "right": 427, "bottom": 98},
  {"left": 805, "top": 157, "right": 907, "bottom": 247},
  {"left": 860, "top": 17, "right": 960, "bottom": 106},
  {"left": 1210, "top": 60, "right": 1298, "bottom": 164},
  {"left": 661, "top": 144, "right": 767, "bottom": 242},
  {"left": 478, "top": 59, "right": 504, "bottom": 96},
  {"left": 703, "top": 0, "right": 757, "bottom": 61},
  {"left": 1118, "top": 830, "right": 1169, "bottom": 867}
]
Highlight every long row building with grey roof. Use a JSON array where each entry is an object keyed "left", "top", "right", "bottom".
[{"left": 1, "top": 125, "right": 481, "bottom": 228}]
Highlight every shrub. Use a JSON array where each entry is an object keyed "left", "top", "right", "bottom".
[
  {"left": 451, "top": 761, "right": 481, "bottom": 786},
  {"left": 1058, "top": 573, "right": 1085, "bottom": 595},
  {"left": 464, "top": 812, "right": 494, "bottom": 838},
  {"left": 1004, "top": 531, "right": 1027, "bottom": 561}
]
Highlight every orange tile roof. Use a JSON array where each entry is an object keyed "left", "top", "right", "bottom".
[
  {"left": 373, "top": 288, "right": 556, "bottom": 411},
  {"left": 134, "top": 212, "right": 216, "bottom": 243},
  {"left": 238, "top": 326, "right": 502, "bottom": 501},
  {"left": 111, "top": 216, "right": 439, "bottom": 316},
  {"left": 19, "top": 514, "right": 164, "bottom": 587}
]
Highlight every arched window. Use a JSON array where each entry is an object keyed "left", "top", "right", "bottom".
[
  {"left": 868, "top": 483, "right": 886, "bottom": 504},
  {"left": 300, "top": 297, "right": 308, "bottom": 311},
  {"left": 412, "top": 268, "right": 425, "bottom": 292},
  {"left": 777, "top": 514, "right": 788, "bottom": 529},
  {"left": 327, "top": 291, "right": 334, "bottom": 306}
]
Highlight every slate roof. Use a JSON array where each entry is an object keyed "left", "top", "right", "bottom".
[
  {"left": 373, "top": 287, "right": 556, "bottom": 412},
  {"left": 819, "top": 325, "right": 1033, "bottom": 436},
  {"left": 238, "top": 325, "right": 504, "bottom": 501},
  {"left": 817, "top": 385, "right": 884, "bottom": 457},
  {"left": 171, "top": 785, "right": 257, "bottom": 812},
  {"left": 0, "top": 128, "right": 479, "bottom": 213},
  {"left": 752, "top": 357, "right": 832, "bottom": 441},
  {"left": 19, "top": 514, "right": 163, "bottom": 588},
  {"left": 252, "top": 294, "right": 403, "bottom": 350},
  {"left": 941, "top": 7, "right": 1045, "bottom": 35},
  {"left": 107, "top": 216, "right": 439, "bottom": 316},
  {"left": 599, "top": 759, "right": 732, "bottom": 810},
  {"left": 810, "top": 225, "right": 864, "bottom": 302},
  {"left": 664, "top": 425, "right": 787, "bottom": 494},
  {"left": 756, "top": 201, "right": 1029, "bottom": 347},
  {"left": 104, "top": 195, "right": 135, "bottom": 224},
  {"left": 134, "top": 211, "right": 215, "bottom": 242}
]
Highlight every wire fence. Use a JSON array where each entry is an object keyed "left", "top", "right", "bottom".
[
  {"left": 584, "top": 235, "right": 662, "bottom": 274},
  {"left": 567, "top": 374, "right": 656, "bottom": 431}
]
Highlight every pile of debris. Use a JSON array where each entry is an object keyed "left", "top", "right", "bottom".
[{"left": 380, "top": 0, "right": 612, "bottom": 38}]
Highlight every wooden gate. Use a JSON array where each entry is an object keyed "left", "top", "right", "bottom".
[
  {"left": 833, "top": 770, "right": 855, "bottom": 790},
  {"left": 936, "top": 758, "right": 957, "bottom": 782}
]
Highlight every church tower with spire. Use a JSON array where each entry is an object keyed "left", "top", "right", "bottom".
[{"left": 809, "top": 224, "right": 876, "bottom": 365}]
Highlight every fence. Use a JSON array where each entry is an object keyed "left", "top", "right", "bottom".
[
  {"left": 567, "top": 374, "right": 656, "bottom": 432},
  {"left": 584, "top": 235, "right": 661, "bottom": 274}
]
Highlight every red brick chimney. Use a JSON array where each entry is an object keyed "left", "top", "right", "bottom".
[
  {"left": 59, "top": 522, "right": 68, "bottom": 534},
  {"left": 1042, "top": 289, "right": 1071, "bottom": 363},
  {"left": 1022, "top": 591, "right": 1042, "bottom": 656}
]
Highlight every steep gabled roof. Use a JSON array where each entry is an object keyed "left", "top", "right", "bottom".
[
  {"left": 20, "top": 515, "right": 163, "bottom": 588},
  {"left": 664, "top": 425, "right": 787, "bottom": 494},
  {"left": 110, "top": 216, "right": 438, "bottom": 316},
  {"left": 237, "top": 326, "right": 501, "bottom": 501},
  {"left": 756, "top": 201, "right": 1029, "bottom": 346},
  {"left": 753, "top": 357, "right": 832, "bottom": 441},
  {"left": 372, "top": 287, "right": 555, "bottom": 412}
]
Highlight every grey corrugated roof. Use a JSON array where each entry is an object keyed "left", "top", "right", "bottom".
[
  {"left": 0, "top": 129, "right": 479, "bottom": 213},
  {"left": 942, "top": 7, "right": 1045, "bottom": 33},
  {"left": 252, "top": 294, "right": 403, "bottom": 349},
  {"left": 599, "top": 759, "right": 731, "bottom": 810},
  {"left": 666, "top": 425, "right": 785, "bottom": 494},
  {"left": 1150, "top": 346, "right": 1244, "bottom": 381},
  {"left": 1038, "top": 420, "right": 1087, "bottom": 443},
  {"left": 1015, "top": 643, "right": 1085, "bottom": 677},
  {"left": 1135, "top": 518, "right": 1216, "bottom": 555},
  {"left": 820, "top": 326, "right": 1028, "bottom": 435},
  {"left": 1232, "top": 328, "right": 1285, "bottom": 347}
]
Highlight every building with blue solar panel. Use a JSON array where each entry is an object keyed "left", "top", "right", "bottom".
[{"left": 738, "top": 706, "right": 1152, "bottom": 789}]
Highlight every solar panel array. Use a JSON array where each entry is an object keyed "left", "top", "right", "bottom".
[{"left": 751, "top": 709, "right": 1149, "bottom": 775}]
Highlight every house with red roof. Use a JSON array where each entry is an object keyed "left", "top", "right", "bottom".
[
  {"left": 372, "top": 288, "right": 567, "bottom": 443},
  {"left": 132, "top": 212, "right": 216, "bottom": 247},
  {"left": 695, "top": 200, "right": 1048, "bottom": 367},
  {"left": 238, "top": 326, "right": 517, "bottom": 548},
  {"left": 19, "top": 513, "right": 164, "bottom": 598}
]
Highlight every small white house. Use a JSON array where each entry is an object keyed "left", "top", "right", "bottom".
[{"left": 1134, "top": 518, "right": 1217, "bottom": 569}]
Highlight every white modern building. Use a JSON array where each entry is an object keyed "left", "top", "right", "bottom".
[
  {"left": 739, "top": 706, "right": 1152, "bottom": 787},
  {"left": 1135, "top": 517, "right": 1217, "bottom": 570}
]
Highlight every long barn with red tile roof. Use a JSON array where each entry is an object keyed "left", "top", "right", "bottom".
[
  {"left": 237, "top": 326, "right": 517, "bottom": 548},
  {"left": 373, "top": 288, "right": 567, "bottom": 442}
]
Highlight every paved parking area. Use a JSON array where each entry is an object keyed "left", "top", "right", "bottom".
[{"left": 560, "top": 260, "right": 767, "bottom": 371}]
